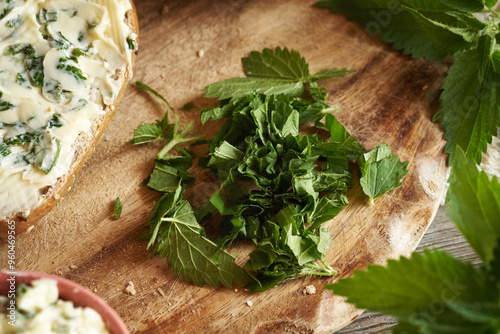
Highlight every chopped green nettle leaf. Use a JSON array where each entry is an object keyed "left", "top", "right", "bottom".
[
  {"left": 57, "top": 57, "right": 87, "bottom": 82},
  {"left": 16, "top": 284, "right": 28, "bottom": 297},
  {"left": 126, "top": 36, "right": 138, "bottom": 51},
  {"left": 181, "top": 101, "right": 194, "bottom": 111},
  {"left": 445, "top": 0, "right": 487, "bottom": 12},
  {"left": 326, "top": 249, "right": 500, "bottom": 333},
  {"left": 4, "top": 44, "right": 25, "bottom": 56},
  {"left": 66, "top": 97, "right": 88, "bottom": 112},
  {"left": 26, "top": 57, "right": 44, "bottom": 87},
  {"left": 129, "top": 119, "right": 166, "bottom": 145},
  {"left": 47, "top": 114, "right": 63, "bottom": 129},
  {"left": 147, "top": 153, "right": 195, "bottom": 193},
  {"left": 139, "top": 187, "right": 247, "bottom": 288},
  {"left": 112, "top": 197, "right": 123, "bottom": 219},
  {"left": 5, "top": 15, "right": 21, "bottom": 28},
  {"left": 72, "top": 48, "right": 87, "bottom": 57},
  {"left": 136, "top": 48, "right": 407, "bottom": 291},
  {"left": 4, "top": 132, "right": 39, "bottom": 146},
  {"left": 4, "top": 44, "right": 45, "bottom": 87},
  {"left": 38, "top": 8, "right": 58, "bottom": 24},
  {"left": 88, "top": 21, "right": 97, "bottom": 29},
  {"left": 135, "top": 81, "right": 174, "bottom": 110},
  {"left": 0, "top": 91, "right": 15, "bottom": 111},
  {"left": 203, "top": 47, "right": 355, "bottom": 99},
  {"left": 43, "top": 79, "right": 65, "bottom": 103},
  {"left": 318, "top": 0, "right": 500, "bottom": 165},
  {"left": 16, "top": 72, "right": 32, "bottom": 89},
  {"left": 358, "top": 142, "right": 409, "bottom": 204},
  {"left": 0, "top": 144, "right": 11, "bottom": 157},
  {"left": 1, "top": 116, "right": 67, "bottom": 171},
  {"left": 52, "top": 32, "right": 73, "bottom": 50},
  {"left": 24, "top": 135, "right": 61, "bottom": 174}
]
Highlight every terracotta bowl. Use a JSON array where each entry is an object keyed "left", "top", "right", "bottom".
[{"left": 0, "top": 270, "right": 129, "bottom": 334}]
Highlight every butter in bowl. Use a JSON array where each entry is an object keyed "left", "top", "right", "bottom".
[{"left": 0, "top": 271, "right": 128, "bottom": 334}]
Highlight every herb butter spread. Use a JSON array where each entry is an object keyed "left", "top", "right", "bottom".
[
  {"left": 0, "top": 278, "right": 110, "bottom": 333},
  {"left": 0, "top": 0, "right": 136, "bottom": 219}
]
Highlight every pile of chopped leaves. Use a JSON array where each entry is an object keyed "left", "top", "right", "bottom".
[{"left": 132, "top": 48, "right": 409, "bottom": 291}]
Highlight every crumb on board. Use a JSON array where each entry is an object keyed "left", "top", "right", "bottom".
[
  {"left": 157, "top": 287, "right": 165, "bottom": 297},
  {"left": 234, "top": 288, "right": 238, "bottom": 292},
  {"left": 246, "top": 300, "right": 253, "bottom": 307},
  {"left": 303, "top": 285, "right": 316, "bottom": 295},
  {"left": 124, "top": 281, "right": 136, "bottom": 295},
  {"left": 70, "top": 264, "right": 77, "bottom": 269},
  {"left": 197, "top": 49, "right": 205, "bottom": 58}
]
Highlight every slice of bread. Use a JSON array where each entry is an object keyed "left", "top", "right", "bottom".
[{"left": 0, "top": 0, "right": 139, "bottom": 233}]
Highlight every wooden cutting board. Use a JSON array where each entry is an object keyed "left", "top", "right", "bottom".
[{"left": 2, "top": 0, "right": 450, "bottom": 333}]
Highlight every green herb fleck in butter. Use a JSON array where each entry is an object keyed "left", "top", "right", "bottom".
[{"left": 0, "top": 278, "right": 110, "bottom": 334}]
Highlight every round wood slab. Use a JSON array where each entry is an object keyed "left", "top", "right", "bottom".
[{"left": 1, "top": 0, "right": 449, "bottom": 333}]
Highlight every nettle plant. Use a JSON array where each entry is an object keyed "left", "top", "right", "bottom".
[
  {"left": 319, "top": 0, "right": 500, "bottom": 166},
  {"left": 319, "top": 1, "right": 500, "bottom": 333}
]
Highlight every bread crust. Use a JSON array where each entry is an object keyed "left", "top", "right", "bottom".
[{"left": 0, "top": 1, "right": 139, "bottom": 234}]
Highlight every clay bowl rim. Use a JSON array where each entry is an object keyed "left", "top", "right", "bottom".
[{"left": 0, "top": 270, "right": 129, "bottom": 334}]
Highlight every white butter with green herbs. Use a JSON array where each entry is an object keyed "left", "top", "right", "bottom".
[
  {"left": 0, "top": 0, "right": 136, "bottom": 220},
  {"left": 0, "top": 278, "right": 110, "bottom": 334}
]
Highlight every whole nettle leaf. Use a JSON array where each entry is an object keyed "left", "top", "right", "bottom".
[
  {"left": 492, "top": 241, "right": 500, "bottom": 281},
  {"left": 327, "top": 250, "right": 500, "bottom": 333},
  {"left": 317, "top": 0, "right": 474, "bottom": 60},
  {"left": 0, "top": 144, "right": 11, "bottom": 157},
  {"left": 147, "top": 155, "right": 195, "bottom": 193},
  {"left": 446, "top": 148, "right": 500, "bottom": 264},
  {"left": 112, "top": 197, "right": 122, "bottom": 219},
  {"left": 24, "top": 134, "right": 61, "bottom": 174},
  {"left": 486, "top": 0, "right": 500, "bottom": 8},
  {"left": 0, "top": 91, "right": 16, "bottom": 111},
  {"left": 444, "top": 0, "right": 486, "bottom": 12},
  {"left": 357, "top": 142, "right": 410, "bottom": 204},
  {"left": 319, "top": 0, "right": 500, "bottom": 165},
  {"left": 203, "top": 47, "right": 355, "bottom": 99},
  {"left": 434, "top": 35, "right": 500, "bottom": 165},
  {"left": 326, "top": 147, "right": 500, "bottom": 333}
]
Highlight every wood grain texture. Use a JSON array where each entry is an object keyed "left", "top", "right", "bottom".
[{"left": 0, "top": 0, "right": 450, "bottom": 333}]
